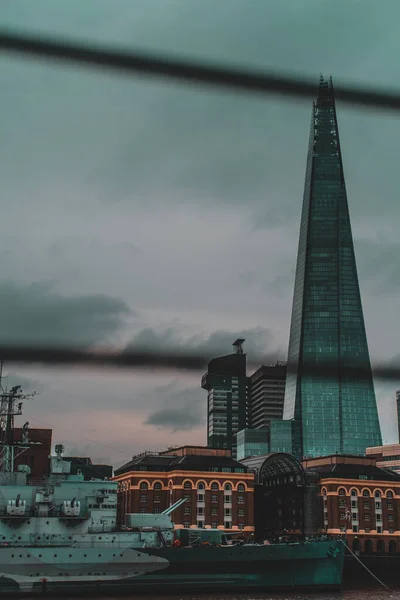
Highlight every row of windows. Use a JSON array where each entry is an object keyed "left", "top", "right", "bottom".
[
  {"left": 342, "top": 513, "right": 395, "bottom": 522},
  {"left": 135, "top": 481, "right": 247, "bottom": 491},
  {"left": 182, "top": 507, "right": 245, "bottom": 516},
  {"left": 194, "top": 508, "right": 241, "bottom": 517},
  {"left": 338, "top": 499, "right": 393, "bottom": 510},
  {"left": 122, "top": 466, "right": 246, "bottom": 473},
  {"left": 333, "top": 489, "right": 394, "bottom": 499},
  {"left": 184, "top": 522, "right": 245, "bottom": 530},
  {"left": 138, "top": 494, "right": 245, "bottom": 504}
]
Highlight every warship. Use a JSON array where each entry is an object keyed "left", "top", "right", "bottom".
[{"left": 0, "top": 381, "right": 345, "bottom": 596}]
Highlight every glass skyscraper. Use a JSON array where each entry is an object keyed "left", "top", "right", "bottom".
[
  {"left": 202, "top": 339, "right": 249, "bottom": 459},
  {"left": 283, "top": 76, "right": 382, "bottom": 459}
]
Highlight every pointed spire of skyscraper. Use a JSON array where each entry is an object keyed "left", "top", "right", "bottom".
[{"left": 283, "top": 76, "right": 382, "bottom": 459}]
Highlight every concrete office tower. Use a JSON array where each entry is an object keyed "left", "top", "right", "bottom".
[
  {"left": 202, "top": 339, "right": 249, "bottom": 459},
  {"left": 250, "top": 363, "right": 287, "bottom": 429}
]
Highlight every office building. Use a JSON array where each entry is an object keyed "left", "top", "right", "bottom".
[
  {"left": 283, "top": 76, "right": 382, "bottom": 459},
  {"left": 249, "top": 363, "right": 286, "bottom": 429},
  {"left": 113, "top": 445, "right": 254, "bottom": 531},
  {"left": 201, "top": 339, "right": 249, "bottom": 459},
  {"left": 235, "top": 363, "right": 287, "bottom": 460},
  {"left": 236, "top": 428, "right": 269, "bottom": 461},
  {"left": 366, "top": 444, "right": 400, "bottom": 474}
]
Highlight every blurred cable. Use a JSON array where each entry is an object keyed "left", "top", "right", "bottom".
[
  {"left": 0, "top": 344, "right": 398, "bottom": 382},
  {"left": 1, "top": 29, "right": 400, "bottom": 112}
]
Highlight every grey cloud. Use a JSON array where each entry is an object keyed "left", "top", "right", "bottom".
[
  {"left": 144, "top": 384, "right": 204, "bottom": 432},
  {"left": 126, "top": 325, "right": 279, "bottom": 360},
  {"left": 49, "top": 237, "right": 141, "bottom": 261},
  {"left": 2, "top": 0, "right": 399, "bottom": 225},
  {"left": 0, "top": 280, "right": 132, "bottom": 347},
  {"left": 56, "top": 441, "right": 113, "bottom": 465},
  {"left": 2, "top": 371, "right": 45, "bottom": 395},
  {"left": 1, "top": 0, "right": 400, "bottom": 451},
  {"left": 145, "top": 407, "right": 204, "bottom": 432},
  {"left": 355, "top": 238, "right": 400, "bottom": 294}
]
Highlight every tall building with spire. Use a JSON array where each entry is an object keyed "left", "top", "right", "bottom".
[{"left": 283, "top": 76, "right": 382, "bottom": 459}]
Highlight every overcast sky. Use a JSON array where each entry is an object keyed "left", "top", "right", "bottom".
[{"left": 1, "top": 0, "right": 400, "bottom": 466}]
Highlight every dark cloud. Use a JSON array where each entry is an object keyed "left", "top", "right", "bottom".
[
  {"left": 126, "top": 325, "right": 280, "bottom": 360},
  {"left": 0, "top": 280, "right": 132, "bottom": 347},
  {"left": 145, "top": 407, "right": 204, "bottom": 432},
  {"left": 143, "top": 384, "right": 204, "bottom": 432}
]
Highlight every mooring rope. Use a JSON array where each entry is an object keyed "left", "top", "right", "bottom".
[{"left": 341, "top": 539, "right": 392, "bottom": 591}]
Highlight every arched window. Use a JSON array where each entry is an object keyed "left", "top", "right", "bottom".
[
  {"left": 374, "top": 490, "right": 382, "bottom": 498},
  {"left": 224, "top": 483, "right": 232, "bottom": 492},
  {"left": 389, "top": 540, "right": 397, "bottom": 554},
  {"left": 153, "top": 482, "right": 162, "bottom": 491},
  {"left": 386, "top": 490, "right": 394, "bottom": 499},
  {"left": 237, "top": 483, "right": 245, "bottom": 492},
  {"left": 365, "top": 539, "right": 374, "bottom": 554},
  {"left": 363, "top": 489, "right": 370, "bottom": 497},
  {"left": 352, "top": 538, "right": 361, "bottom": 553},
  {"left": 139, "top": 482, "right": 148, "bottom": 490},
  {"left": 351, "top": 489, "right": 357, "bottom": 497},
  {"left": 338, "top": 488, "right": 346, "bottom": 496},
  {"left": 197, "top": 482, "right": 205, "bottom": 490},
  {"left": 184, "top": 481, "right": 192, "bottom": 490},
  {"left": 211, "top": 482, "right": 219, "bottom": 491},
  {"left": 377, "top": 539, "right": 385, "bottom": 554}
]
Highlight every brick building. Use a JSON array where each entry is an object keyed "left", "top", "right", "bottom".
[
  {"left": 13, "top": 427, "right": 52, "bottom": 480},
  {"left": 366, "top": 444, "right": 400, "bottom": 474},
  {"left": 113, "top": 445, "right": 254, "bottom": 532},
  {"left": 303, "top": 454, "right": 400, "bottom": 553}
]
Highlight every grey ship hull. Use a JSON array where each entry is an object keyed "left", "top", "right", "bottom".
[
  {"left": 0, "top": 546, "right": 169, "bottom": 594},
  {"left": 0, "top": 539, "right": 345, "bottom": 596}
]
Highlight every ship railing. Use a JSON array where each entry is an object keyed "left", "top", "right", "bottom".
[
  {"left": 2, "top": 539, "right": 151, "bottom": 549},
  {"left": 0, "top": 506, "right": 90, "bottom": 519}
]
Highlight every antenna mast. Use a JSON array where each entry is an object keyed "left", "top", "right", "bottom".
[{"left": 0, "top": 383, "right": 37, "bottom": 473}]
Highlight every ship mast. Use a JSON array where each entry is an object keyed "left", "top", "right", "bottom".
[{"left": 0, "top": 364, "right": 37, "bottom": 473}]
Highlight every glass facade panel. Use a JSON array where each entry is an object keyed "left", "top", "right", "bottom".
[
  {"left": 236, "top": 428, "right": 269, "bottom": 460},
  {"left": 283, "top": 77, "right": 382, "bottom": 458},
  {"left": 269, "top": 420, "right": 293, "bottom": 454}
]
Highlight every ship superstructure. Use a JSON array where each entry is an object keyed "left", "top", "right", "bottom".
[{"left": 0, "top": 382, "right": 175, "bottom": 592}]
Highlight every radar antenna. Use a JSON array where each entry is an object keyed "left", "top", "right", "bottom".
[{"left": 0, "top": 378, "right": 37, "bottom": 473}]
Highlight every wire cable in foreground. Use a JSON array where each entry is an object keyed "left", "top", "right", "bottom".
[
  {"left": 0, "top": 344, "right": 398, "bottom": 382},
  {"left": 1, "top": 29, "right": 400, "bottom": 112}
]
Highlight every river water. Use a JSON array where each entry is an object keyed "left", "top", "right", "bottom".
[{"left": 42, "top": 591, "right": 400, "bottom": 600}]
